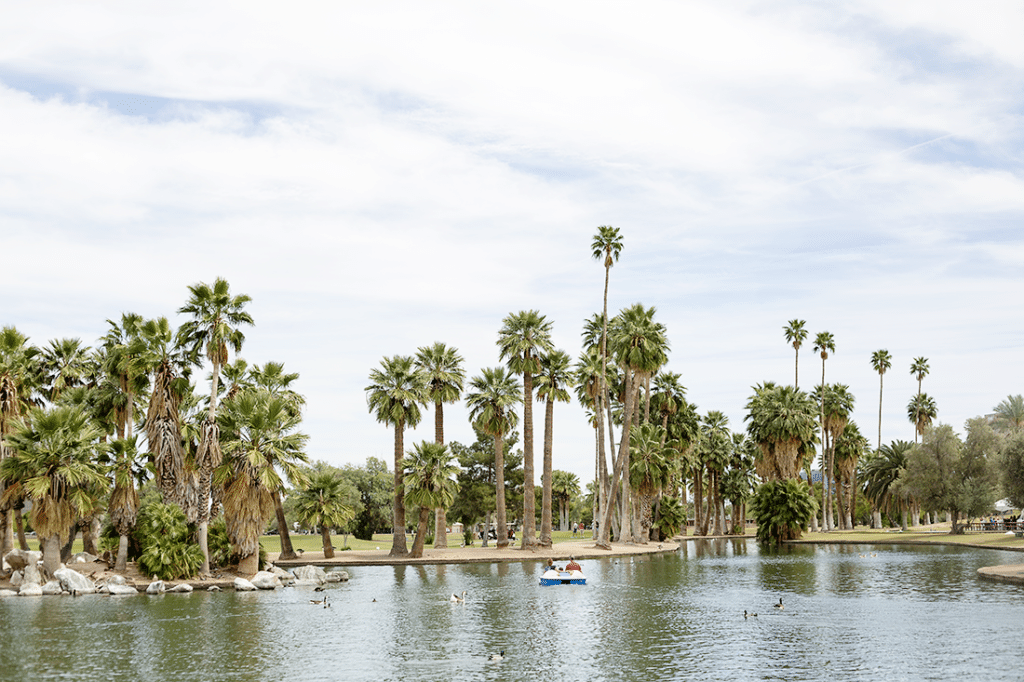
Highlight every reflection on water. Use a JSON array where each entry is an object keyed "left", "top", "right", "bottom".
[{"left": 2, "top": 540, "right": 1022, "bottom": 682}]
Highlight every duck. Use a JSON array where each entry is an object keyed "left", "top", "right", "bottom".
[
  {"left": 314, "top": 585, "right": 326, "bottom": 592},
  {"left": 488, "top": 650, "right": 505, "bottom": 662},
  {"left": 309, "top": 597, "right": 327, "bottom": 606},
  {"left": 450, "top": 590, "right": 467, "bottom": 603},
  {"left": 774, "top": 598, "right": 784, "bottom": 610},
  {"left": 744, "top": 610, "right": 758, "bottom": 618}
]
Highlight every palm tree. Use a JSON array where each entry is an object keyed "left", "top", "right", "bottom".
[
  {"left": 465, "top": 367, "right": 521, "bottom": 549},
  {"left": 295, "top": 471, "right": 355, "bottom": 559},
  {"left": 176, "top": 277, "right": 254, "bottom": 575},
  {"left": 217, "top": 389, "right": 310, "bottom": 575},
  {"left": 597, "top": 303, "right": 669, "bottom": 548},
  {"left": 0, "top": 326, "right": 41, "bottom": 556},
  {"left": 365, "top": 355, "right": 427, "bottom": 557},
  {"left": 813, "top": 331, "right": 836, "bottom": 530},
  {"left": 816, "top": 384, "right": 855, "bottom": 530},
  {"left": 909, "top": 357, "right": 930, "bottom": 443},
  {"left": 551, "top": 470, "right": 580, "bottom": 531},
  {"left": 535, "top": 350, "right": 572, "bottom": 547},
  {"left": 102, "top": 313, "right": 150, "bottom": 441},
  {"left": 861, "top": 440, "right": 914, "bottom": 529},
  {"left": 907, "top": 393, "right": 937, "bottom": 440},
  {"left": 39, "top": 337, "right": 91, "bottom": 402},
  {"left": 107, "top": 436, "right": 141, "bottom": 572},
  {"left": 497, "top": 310, "right": 554, "bottom": 550},
  {"left": 414, "top": 342, "right": 465, "bottom": 548},
  {"left": 834, "top": 422, "right": 868, "bottom": 529},
  {"left": 629, "top": 422, "right": 671, "bottom": 542},
  {"left": 0, "top": 404, "right": 108, "bottom": 575},
  {"left": 744, "top": 382, "right": 819, "bottom": 482},
  {"left": 403, "top": 441, "right": 460, "bottom": 558},
  {"left": 697, "top": 411, "right": 731, "bottom": 536},
  {"left": 783, "top": 320, "right": 808, "bottom": 388},
  {"left": 870, "top": 350, "right": 892, "bottom": 450},
  {"left": 574, "top": 346, "right": 608, "bottom": 527},
  {"left": 992, "top": 395, "right": 1024, "bottom": 433}
]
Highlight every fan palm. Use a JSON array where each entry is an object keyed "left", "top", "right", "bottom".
[
  {"left": 497, "top": 310, "right": 554, "bottom": 550},
  {"left": 40, "top": 337, "right": 91, "bottom": 402},
  {"left": 295, "top": 471, "right": 356, "bottom": 559},
  {"left": 783, "top": 320, "right": 808, "bottom": 388},
  {"left": 834, "top": 421, "right": 868, "bottom": 529},
  {"left": 465, "top": 367, "right": 521, "bottom": 549},
  {"left": 629, "top": 422, "right": 671, "bottom": 542},
  {"left": 176, "top": 277, "right": 254, "bottom": 574},
  {"left": 551, "top": 469, "right": 580, "bottom": 531},
  {"left": 744, "top": 382, "right": 818, "bottom": 482},
  {"left": 415, "top": 342, "right": 465, "bottom": 548},
  {"left": 107, "top": 436, "right": 141, "bottom": 571},
  {"left": 366, "top": 355, "right": 427, "bottom": 557},
  {"left": 813, "top": 331, "right": 836, "bottom": 529},
  {"left": 993, "top": 395, "right": 1024, "bottom": 433},
  {"left": 535, "top": 349, "right": 572, "bottom": 547},
  {"left": 815, "top": 384, "right": 855, "bottom": 529},
  {"left": 907, "top": 393, "right": 938, "bottom": 440},
  {"left": 861, "top": 440, "right": 914, "bottom": 529},
  {"left": 909, "top": 357, "right": 930, "bottom": 442},
  {"left": 0, "top": 404, "right": 108, "bottom": 575},
  {"left": 574, "top": 346, "right": 609, "bottom": 526},
  {"left": 0, "top": 326, "right": 41, "bottom": 555},
  {"left": 403, "top": 441, "right": 459, "bottom": 558},
  {"left": 870, "top": 350, "right": 892, "bottom": 450},
  {"left": 216, "top": 389, "right": 309, "bottom": 575}
]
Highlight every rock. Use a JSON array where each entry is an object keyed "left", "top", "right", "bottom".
[
  {"left": 292, "top": 565, "right": 327, "bottom": 584},
  {"left": 55, "top": 568, "right": 97, "bottom": 595},
  {"left": 146, "top": 581, "right": 166, "bottom": 595},
  {"left": 41, "top": 581, "right": 65, "bottom": 595},
  {"left": 10, "top": 570, "right": 23, "bottom": 587},
  {"left": 106, "top": 584, "right": 139, "bottom": 596},
  {"left": 269, "top": 565, "right": 294, "bottom": 581},
  {"left": 71, "top": 552, "right": 99, "bottom": 564},
  {"left": 251, "top": 571, "right": 281, "bottom": 590},
  {"left": 207, "top": 586, "right": 222, "bottom": 592},
  {"left": 19, "top": 582, "right": 43, "bottom": 596},
  {"left": 167, "top": 583, "right": 193, "bottom": 593},
  {"left": 0, "top": 589, "right": 18, "bottom": 598},
  {"left": 325, "top": 570, "right": 348, "bottom": 583},
  {"left": 105, "top": 575, "right": 127, "bottom": 586},
  {"left": 4, "top": 549, "right": 31, "bottom": 572},
  {"left": 234, "top": 578, "right": 257, "bottom": 591},
  {"left": 21, "top": 554, "right": 44, "bottom": 587}
]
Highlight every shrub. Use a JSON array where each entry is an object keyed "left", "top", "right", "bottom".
[
  {"left": 749, "top": 479, "right": 817, "bottom": 545},
  {"left": 135, "top": 503, "right": 204, "bottom": 580}
]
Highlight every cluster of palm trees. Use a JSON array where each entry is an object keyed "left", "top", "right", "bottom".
[{"left": 0, "top": 278, "right": 327, "bottom": 577}]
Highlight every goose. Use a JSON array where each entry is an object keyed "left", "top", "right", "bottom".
[
  {"left": 744, "top": 610, "right": 758, "bottom": 618},
  {"left": 309, "top": 597, "right": 327, "bottom": 606},
  {"left": 774, "top": 598, "right": 784, "bottom": 610},
  {"left": 488, "top": 650, "right": 505, "bottom": 661},
  {"left": 450, "top": 590, "right": 467, "bottom": 603},
  {"left": 314, "top": 585, "right": 326, "bottom": 592}
]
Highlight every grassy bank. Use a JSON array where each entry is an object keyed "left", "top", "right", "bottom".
[{"left": 790, "top": 527, "right": 1024, "bottom": 552}]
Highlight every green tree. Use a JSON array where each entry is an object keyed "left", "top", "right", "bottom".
[
  {"left": 744, "top": 382, "right": 818, "bottom": 482},
  {"left": 992, "top": 395, "right": 1024, "bottom": 433},
  {"left": 0, "top": 405, "right": 108, "bottom": 575},
  {"left": 861, "top": 440, "right": 914, "bottom": 529},
  {"left": 40, "top": 337, "right": 91, "bottom": 402},
  {"left": 295, "top": 471, "right": 356, "bottom": 558},
  {"left": 497, "top": 310, "right": 554, "bottom": 550},
  {"left": 749, "top": 479, "right": 817, "bottom": 545},
  {"left": 535, "top": 349, "right": 572, "bottom": 547},
  {"left": 907, "top": 393, "right": 938, "bottom": 440},
  {"left": 813, "top": 331, "right": 836, "bottom": 529},
  {"left": 783, "top": 319, "right": 808, "bottom": 389},
  {"left": 629, "top": 422, "right": 671, "bottom": 542},
  {"left": 216, "top": 389, "right": 309, "bottom": 574},
  {"left": 414, "top": 342, "right": 465, "bottom": 548},
  {"left": 465, "top": 367, "right": 521, "bottom": 549},
  {"left": 870, "top": 349, "right": 892, "bottom": 450},
  {"left": 909, "top": 357, "right": 930, "bottom": 443},
  {"left": 107, "top": 436, "right": 142, "bottom": 572},
  {"left": 338, "top": 458, "right": 392, "bottom": 540},
  {"left": 403, "top": 441, "right": 459, "bottom": 558},
  {"left": 815, "top": 384, "right": 855, "bottom": 530},
  {"left": 834, "top": 421, "right": 868, "bottom": 529},
  {"left": 551, "top": 469, "right": 581, "bottom": 531},
  {"left": 997, "top": 431, "right": 1024, "bottom": 509},
  {"left": 366, "top": 355, "right": 427, "bottom": 557},
  {"left": 176, "top": 277, "right": 254, "bottom": 575},
  {"left": 0, "top": 326, "right": 41, "bottom": 556}
]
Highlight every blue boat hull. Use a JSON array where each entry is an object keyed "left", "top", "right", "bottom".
[{"left": 540, "top": 571, "right": 586, "bottom": 585}]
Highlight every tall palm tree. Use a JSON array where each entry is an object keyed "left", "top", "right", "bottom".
[
  {"left": 574, "top": 346, "right": 608, "bottom": 527},
  {"left": 415, "top": 342, "right": 465, "bottom": 548},
  {"left": 551, "top": 469, "right": 580, "bottom": 531},
  {"left": 591, "top": 226, "right": 623, "bottom": 528},
  {"left": 783, "top": 320, "right": 808, "bottom": 388},
  {"left": 465, "top": 367, "right": 521, "bottom": 549},
  {"left": 992, "top": 395, "right": 1024, "bottom": 433},
  {"left": 744, "top": 382, "right": 818, "bottom": 482},
  {"left": 597, "top": 303, "right": 669, "bottom": 548},
  {"left": 295, "top": 471, "right": 355, "bottom": 559},
  {"left": 535, "top": 349, "right": 572, "bottom": 547},
  {"left": 813, "top": 331, "right": 836, "bottom": 530},
  {"left": 629, "top": 422, "right": 671, "bottom": 542},
  {"left": 697, "top": 411, "right": 731, "bottom": 536},
  {"left": 0, "top": 326, "right": 41, "bottom": 556},
  {"left": 216, "top": 389, "right": 309, "bottom": 575},
  {"left": 176, "top": 277, "right": 254, "bottom": 575},
  {"left": 107, "top": 436, "right": 141, "bottom": 572},
  {"left": 909, "top": 357, "right": 930, "bottom": 443},
  {"left": 403, "top": 440, "right": 460, "bottom": 558},
  {"left": 40, "top": 337, "right": 91, "bottom": 402},
  {"left": 870, "top": 350, "right": 892, "bottom": 450},
  {"left": 861, "top": 440, "right": 914, "bottom": 529},
  {"left": 497, "top": 310, "right": 554, "bottom": 550},
  {"left": 834, "top": 421, "right": 868, "bottom": 529},
  {"left": 816, "top": 384, "right": 855, "bottom": 530},
  {"left": 907, "top": 393, "right": 937, "bottom": 440},
  {"left": 0, "top": 404, "right": 108, "bottom": 575},
  {"left": 365, "top": 355, "right": 427, "bottom": 557}
]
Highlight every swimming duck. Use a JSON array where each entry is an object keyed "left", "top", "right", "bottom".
[
  {"left": 744, "top": 610, "right": 758, "bottom": 618},
  {"left": 774, "top": 598, "right": 784, "bottom": 610},
  {"left": 488, "top": 650, "right": 505, "bottom": 661},
  {"left": 450, "top": 590, "right": 467, "bottom": 603}
]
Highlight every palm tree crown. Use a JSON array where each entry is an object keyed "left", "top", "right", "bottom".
[
  {"left": 871, "top": 349, "right": 892, "bottom": 449},
  {"left": 783, "top": 320, "right": 808, "bottom": 388},
  {"left": 415, "top": 342, "right": 465, "bottom": 445},
  {"left": 993, "top": 395, "right": 1024, "bottom": 433}
]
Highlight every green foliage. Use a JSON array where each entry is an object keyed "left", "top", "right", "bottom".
[
  {"left": 998, "top": 431, "right": 1024, "bottom": 508},
  {"left": 135, "top": 502, "right": 204, "bottom": 580},
  {"left": 749, "top": 479, "right": 817, "bottom": 545},
  {"left": 208, "top": 517, "right": 234, "bottom": 568},
  {"left": 654, "top": 495, "right": 686, "bottom": 538}
]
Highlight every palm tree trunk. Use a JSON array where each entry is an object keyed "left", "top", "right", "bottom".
[
  {"left": 42, "top": 535, "right": 61, "bottom": 578},
  {"left": 433, "top": 401, "right": 448, "bottom": 549},
  {"left": 409, "top": 507, "right": 430, "bottom": 558},
  {"left": 596, "top": 369, "right": 638, "bottom": 549},
  {"left": 1, "top": 511, "right": 13, "bottom": 557},
  {"left": 693, "top": 468, "right": 704, "bottom": 536},
  {"left": 877, "top": 374, "right": 884, "bottom": 450},
  {"left": 321, "top": 525, "right": 335, "bottom": 558},
  {"left": 390, "top": 419, "right": 408, "bottom": 556},
  {"left": 238, "top": 551, "right": 259, "bottom": 576},
  {"left": 540, "top": 397, "right": 554, "bottom": 548},
  {"left": 521, "top": 371, "right": 536, "bottom": 549},
  {"left": 795, "top": 346, "right": 799, "bottom": 389},
  {"left": 495, "top": 433, "right": 508, "bottom": 549},
  {"left": 273, "top": 491, "right": 297, "bottom": 559},
  {"left": 116, "top": 534, "right": 130, "bottom": 572},
  {"left": 15, "top": 509, "right": 29, "bottom": 551}
]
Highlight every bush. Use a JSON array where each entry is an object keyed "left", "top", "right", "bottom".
[
  {"left": 463, "top": 529, "right": 475, "bottom": 546},
  {"left": 208, "top": 517, "right": 234, "bottom": 568},
  {"left": 135, "top": 503, "right": 204, "bottom": 580},
  {"left": 749, "top": 479, "right": 817, "bottom": 545}
]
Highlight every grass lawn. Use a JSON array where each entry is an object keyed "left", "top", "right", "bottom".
[
  {"left": 258, "top": 529, "right": 595, "bottom": 554},
  {"left": 793, "top": 527, "right": 1024, "bottom": 550}
]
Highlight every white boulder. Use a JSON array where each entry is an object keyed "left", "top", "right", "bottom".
[
  {"left": 146, "top": 581, "right": 166, "bottom": 595},
  {"left": 19, "top": 582, "right": 43, "bottom": 596},
  {"left": 251, "top": 571, "right": 281, "bottom": 590},
  {"left": 168, "top": 583, "right": 194, "bottom": 593},
  {"left": 325, "top": 570, "right": 348, "bottom": 583},
  {"left": 0, "top": 589, "right": 17, "bottom": 598},
  {"left": 292, "top": 565, "right": 327, "bottom": 585},
  {"left": 41, "top": 581, "right": 65, "bottom": 595},
  {"left": 234, "top": 577, "right": 257, "bottom": 591},
  {"left": 55, "top": 568, "right": 97, "bottom": 595},
  {"left": 106, "top": 583, "right": 139, "bottom": 596}
]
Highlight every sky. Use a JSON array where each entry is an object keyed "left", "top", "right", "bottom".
[{"left": 2, "top": 1, "right": 1023, "bottom": 487}]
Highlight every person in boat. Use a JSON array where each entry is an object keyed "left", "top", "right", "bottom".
[
  {"left": 546, "top": 558, "right": 556, "bottom": 571},
  {"left": 566, "top": 557, "right": 581, "bottom": 572}
]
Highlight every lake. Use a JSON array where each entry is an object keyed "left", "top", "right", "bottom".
[{"left": 1, "top": 539, "right": 1022, "bottom": 682}]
